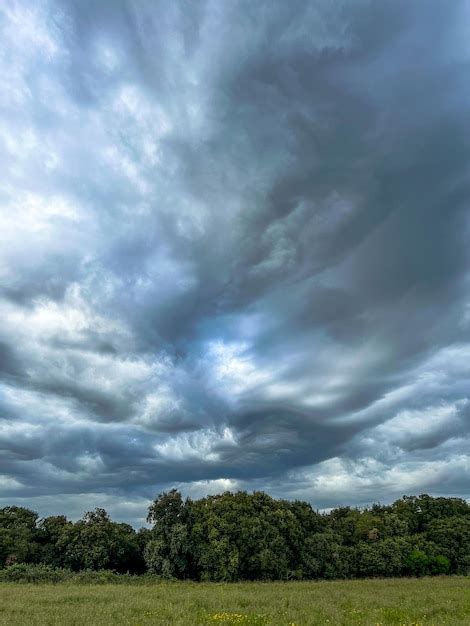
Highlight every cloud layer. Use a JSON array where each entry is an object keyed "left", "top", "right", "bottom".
[{"left": 1, "top": 0, "right": 469, "bottom": 526}]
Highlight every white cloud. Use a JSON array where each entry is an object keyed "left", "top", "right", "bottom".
[
  {"left": 205, "top": 340, "right": 272, "bottom": 398},
  {"left": 154, "top": 427, "right": 236, "bottom": 462}
]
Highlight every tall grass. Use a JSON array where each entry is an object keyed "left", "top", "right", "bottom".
[{"left": 0, "top": 576, "right": 468, "bottom": 625}]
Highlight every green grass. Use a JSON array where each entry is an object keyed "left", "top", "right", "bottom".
[{"left": 0, "top": 577, "right": 468, "bottom": 625}]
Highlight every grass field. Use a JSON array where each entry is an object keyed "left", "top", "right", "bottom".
[{"left": 0, "top": 577, "right": 468, "bottom": 625}]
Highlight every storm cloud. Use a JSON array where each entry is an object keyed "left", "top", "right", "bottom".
[{"left": 0, "top": 0, "right": 469, "bottom": 526}]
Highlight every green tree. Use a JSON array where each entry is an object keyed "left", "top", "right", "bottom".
[
  {"left": 391, "top": 495, "right": 470, "bottom": 533},
  {"left": 58, "top": 508, "right": 142, "bottom": 572},
  {"left": 145, "top": 491, "right": 192, "bottom": 578},
  {"left": 354, "top": 537, "right": 411, "bottom": 577},
  {"left": 36, "top": 515, "right": 70, "bottom": 567},
  {"left": 188, "top": 491, "right": 324, "bottom": 581},
  {"left": 0, "top": 507, "right": 39, "bottom": 566},
  {"left": 425, "top": 516, "right": 470, "bottom": 574},
  {"left": 300, "top": 530, "right": 352, "bottom": 579}
]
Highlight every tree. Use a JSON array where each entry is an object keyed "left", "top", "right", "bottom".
[
  {"left": 145, "top": 491, "right": 192, "bottom": 578},
  {"left": 391, "top": 495, "right": 470, "bottom": 533},
  {"left": 36, "top": 515, "right": 70, "bottom": 567},
  {"left": 57, "top": 508, "right": 143, "bottom": 573},
  {"left": 0, "top": 507, "right": 39, "bottom": 566},
  {"left": 353, "top": 537, "right": 411, "bottom": 577},
  {"left": 147, "top": 489, "right": 188, "bottom": 529},
  {"left": 425, "top": 516, "right": 470, "bottom": 574},
  {"left": 328, "top": 507, "right": 362, "bottom": 546},
  {"left": 188, "top": 491, "right": 323, "bottom": 581},
  {"left": 144, "top": 522, "right": 191, "bottom": 578},
  {"left": 300, "top": 530, "right": 352, "bottom": 579}
]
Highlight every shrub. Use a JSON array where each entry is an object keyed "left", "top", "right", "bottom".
[
  {"left": 428, "top": 555, "right": 451, "bottom": 575},
  {"left": 0, "top": 563, "right": 73, "bottom": 583},
  {"left": 405, "top": 549, "right": 429, "bottom": 576},
  {"left": 0, "top": 564, "right": 165, "bottom": 584}
]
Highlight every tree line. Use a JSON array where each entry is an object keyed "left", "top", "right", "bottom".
[{"left": 1, "top": 491, "right": 469, "bottom": 580}]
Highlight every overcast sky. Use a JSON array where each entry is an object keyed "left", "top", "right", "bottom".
[{"left": 0, "top": 0, "right": 469, "bottom": 527}]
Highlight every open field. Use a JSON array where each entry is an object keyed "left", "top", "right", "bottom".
[{"left": 0, "top": 577, "right": 468, "bottom": 626}]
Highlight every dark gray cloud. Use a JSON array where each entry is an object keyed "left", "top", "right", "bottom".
[{"left": 0, "top": 0, "right": 469, "bottom": 525}]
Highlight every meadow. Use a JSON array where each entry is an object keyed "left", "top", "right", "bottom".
[{"left": 0, "top": 577, "right": 468, "bottom": 626}]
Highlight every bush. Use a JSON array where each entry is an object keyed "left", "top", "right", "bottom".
[
  {"left": 405, "top": 549, "right": 429, "bottom": 576},
  {"left": 428, "top": 555, "right": 451, "bottom": 575},
  {"left": 403, "top": 549, "right": 450, "bottom": 576},
  {"left": 0, "top": 564, "right": 159, "bottom": 584},
  {"left": 72, "top": 569, "right": 132, "bottom": 584},
  {"left": 0, "top": 563, "right": 74, "bottom": 583}
]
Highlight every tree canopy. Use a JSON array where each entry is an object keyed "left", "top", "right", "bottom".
[{"left": 0, "top": 492, "right": 468, "bottom": 580}]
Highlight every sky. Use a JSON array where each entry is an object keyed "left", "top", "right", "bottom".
[{"left": 0, "top": 0, "right": 469, "bottom": 527}]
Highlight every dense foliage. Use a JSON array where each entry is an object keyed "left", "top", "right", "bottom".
[{"left": 0, "top": 492, "right": 468, "bottom": 580}]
